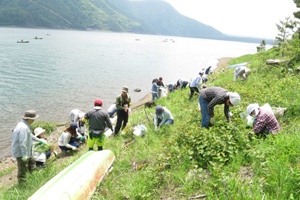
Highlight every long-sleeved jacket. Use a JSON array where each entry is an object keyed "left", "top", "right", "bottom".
[
  {"left": 11, "top": 120, "right": 32, "bottom": 158},
  {"left": 154, "top": 107, "right": 174, "bottom": 127},
  {"left": 116, "top": 94, "right": 131, "bottom": 111},
  {"left": 200, "top": 87, "right": 230, "bottom": 119},
  {"left": 84, "top": 107, "right": 113, "bottom": 130},
  {"left": 189, "top": 75, "right": 201, "bottom": 88},
  {"left": 253, "top": 109, "right": 280, "bottom": 134},
  {"left": 32, "top": 138, "right": 48, "bottom": 162},
  {"left": 151, "top": 82, "right": 159, "bottom": 93},
  {"left": 58, "top": 131, "right": 80, "bottom": 149}
]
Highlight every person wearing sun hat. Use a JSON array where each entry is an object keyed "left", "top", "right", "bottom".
[
  {"left": 247, "top": 103, "right": 280, "bottom": 139},
  {"left": 11, "top": 110, "right": 39, "bottom": 184},
  {"left": 234, "top": 66, "right": 251, "bottom": 82},
  {"left": 199, "top": 87, "right": 241, "bottom": 128},
  {"left": 32, "top": 127, "right": 51, "bottom": 169},
  {"left": 153, "top": 105, "right": 174, "bottom": 131},
  {"left": 83, "top": 99, "right": 113, "bottom": 151},
  {"left": 114, "top": 86, "right": 132, "bottom": 135}
]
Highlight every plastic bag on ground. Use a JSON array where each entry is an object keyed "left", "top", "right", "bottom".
[
  {"left": 133, "top": 125, "right": 147, "bottom": 137},
  {"left": 271, "top": 107, "right": 287, "bottom": 117}
]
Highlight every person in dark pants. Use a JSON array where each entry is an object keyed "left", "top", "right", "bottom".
[
  {"left": 12, "top": 110, "right": 39, "bottom": 184},
  {"left": 114, "top": 86, "right": 132, "bottom": 135},
  {"left": 189, "top": 72, "right": 203, "bottom": 99}
]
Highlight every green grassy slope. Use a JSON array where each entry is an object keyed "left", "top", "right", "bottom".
[{"left": 1, "top": 45, "right": 300, "bottom": 199}]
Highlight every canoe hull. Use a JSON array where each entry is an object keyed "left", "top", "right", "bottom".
[{"left": 28, "top": 150, "right": 115, "bottom": 200}]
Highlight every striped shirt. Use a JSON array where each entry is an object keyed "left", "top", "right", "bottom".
[
  {"left": 253, "top": 109, "right": 280, "bottom": 134},
  {"left": 200, "top": 87, "right": 230, "bottom": 119}
]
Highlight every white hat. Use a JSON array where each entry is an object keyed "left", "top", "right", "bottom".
[
  {"left": 34, "top": 127, "right": 46, "bottom": 137},
  {"left": 228, "top": 92, "right": 241, "bottom": 106},
  {"left": 247, "top": 103, "right": 260, "bottom": 115},
  {"left": 245, "top": 68, "right": 251, "bottom": 76}
]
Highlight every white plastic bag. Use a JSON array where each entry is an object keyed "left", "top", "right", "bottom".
[
  {"left": 247, "top": 115, "right": 254, "bottom": 127},
  {"left": 133, "top": 125, "right": 147, "bottom": 137},
  {"left": 260, "top": 103, "right": 274, "bottom": 115},
  {"left": 158, "top": 87, "right": 168, "bottom": 97},
  {"left": 104, "top": 129, "right": 113, "bottom": 137}
]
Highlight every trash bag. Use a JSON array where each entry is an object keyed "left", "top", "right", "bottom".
[
  {"left": 271, "top": 107, "right": 287, "bottom": 117},
  {"left": 240, "top": 111, "right": 248, "bottom": 119},
  {"left": 247, "top": 115, "right": 255, "bottom": 127},
  {"left": 158, "top": 87, "right": 168, "bottom": 97},
  {"left": 133, "top": 125, "right": 147, "bottom": 137},
  {"left": 104, "top": 129, "right": 113, "bottom": 137},
  {"left": 260, "top": 103, "right": 274, "bottom": 115}
]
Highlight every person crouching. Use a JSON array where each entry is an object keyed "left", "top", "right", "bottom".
[
  {"left": 58, "top": 122, "right": 79, "bottom": 154},
  {"left": 154, "top": 105, "right": 174, "bottom": 131},
  {"left": 247, "top": 103, "right": 280, "bottom": 139}
]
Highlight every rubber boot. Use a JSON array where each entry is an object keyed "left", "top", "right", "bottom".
[{"left": 98, "top": 146, "right": 103, "bottom": 151}]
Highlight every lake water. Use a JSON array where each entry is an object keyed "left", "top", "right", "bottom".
[{"left": 0, "top": 27, "right": 259, "bottom": 159}]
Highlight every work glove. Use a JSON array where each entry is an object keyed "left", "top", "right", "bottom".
[
  {"left": 21, "top": 157, "right": 28, "bottom": 162},
  {"left": 71, "top": 146, "right": 77, "bottom": 151},
  {"left": 79, "top": 136, "right": 86, "bottom": 141},
  {"left": 209, "top": 118, "right": 215, "bottom": 125},
  {"left": 38, "top": 140, "right": 45, "bottom": 145}
]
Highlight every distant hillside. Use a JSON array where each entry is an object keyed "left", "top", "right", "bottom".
[{"left": 0, "top": 0, "right": 273, "bottom": 43}]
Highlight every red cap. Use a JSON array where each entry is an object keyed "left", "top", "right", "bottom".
[{"left": 94, "top": 99, "right": 103, "bottom": 106}]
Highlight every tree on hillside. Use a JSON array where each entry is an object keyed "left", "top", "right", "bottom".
[
  {"left": 294, "top": 0, "right": 300, "bottom": 18},
  {"left": 293, "top": 0, "right": 300, "bottom": 38},
  {"left": 276, "top": 16, "right": 297, "bottom": 45},
  {"left": 275, "top": 16, "right": 299, "bottom": 56}
]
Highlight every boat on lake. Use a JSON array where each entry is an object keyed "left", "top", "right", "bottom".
[{"left": 17, "top": 40, "right": 29, "bottom": 43}]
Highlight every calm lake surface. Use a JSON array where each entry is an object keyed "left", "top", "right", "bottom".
[{"left": 0, "top": 27, "right": 259, "bottom": 159}]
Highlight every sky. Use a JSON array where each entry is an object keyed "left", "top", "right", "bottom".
[{"left": 162, "top": 0, "right": 298, "bottom": 39}]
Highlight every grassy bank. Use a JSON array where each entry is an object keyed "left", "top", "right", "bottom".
[{"left": 1, "top": 46, "right": 300, "bottom": 199}]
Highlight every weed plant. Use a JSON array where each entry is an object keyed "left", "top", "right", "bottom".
[{"left": 1, "top": 43, "right": 300, "bottom": 199}]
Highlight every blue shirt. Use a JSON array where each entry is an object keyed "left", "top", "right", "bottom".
[
  {"left": 11, "top": 120, "right": 32, "bottom": 158},
  {"left": 189, "top": 75, "right": 201, "bottom": 88},
  {"left": 151, "top": 82, "right": 159, "bottom": 93}
]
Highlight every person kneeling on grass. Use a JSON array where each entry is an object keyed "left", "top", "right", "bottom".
[
  {"left": 58, "top": 122, "right": 82, "bottom": 154},
  {"left": 32, "top": 127, "right": 51, "bottom": 169},
  {"left": 247, "top": 103, "right": 280, "bottom": 139},
  {"left": 154, "top": 105, "right": 174, "bottom": 131}
]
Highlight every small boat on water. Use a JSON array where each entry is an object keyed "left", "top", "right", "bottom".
[
  {"left": 17, "top": 40, "right": 29, "bottom": 43},
  {"left": 34, "top": 36, "right": 43, "bottom": 39}
]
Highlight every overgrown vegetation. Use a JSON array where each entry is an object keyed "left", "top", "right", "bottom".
[{"left": 1, "top": 19, "right": 300, "bottom": 200}]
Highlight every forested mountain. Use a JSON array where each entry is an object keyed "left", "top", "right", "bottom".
[{"left": 0, "top": 0, "right": 270, "bottom": 43}]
